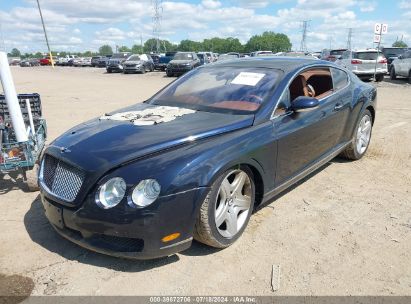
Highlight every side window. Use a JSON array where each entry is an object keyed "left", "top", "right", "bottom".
[
  {"left": 404, "top": 51, "right": 411, "bottom": 59},
  {"left": 273, "top": 89, "right": 290, "bottom": 117},
  {"left": 342, "top": 51, "right": 350, "bottom": 59},
  {"left": 331, "top": 68, "right": 349, "bottom": 91}
]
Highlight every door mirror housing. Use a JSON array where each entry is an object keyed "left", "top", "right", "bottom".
[
  {"left": 398, "top": 55, "right": 403, "bottom": 60},
  {"left": 291, "top": 96, "right": 320, "bottom": 112}
]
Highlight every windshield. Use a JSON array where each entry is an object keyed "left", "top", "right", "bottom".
[
  {"left": 383, "top": 48, "right": 407, "bottom": 57},
  {"left": 330, "top": 50, "right": 345, "bottom": 56},
  {"left": 149, "top": 67, "right": 282, "bottom": 114},
  {"left": 353, "top": 52, "right": 380, "bottom": 60},
  {"left": 112, "top": 53, "right": 128, "bottom": 59},
  {"left": 128, "top": 55, "right": 141, "bottom": 61},
  {"left": 218, "top": 54, "right": 239, "bottom": 61},
  {"left": 174, "top": 53, "right": 193, "bottom": 60}
]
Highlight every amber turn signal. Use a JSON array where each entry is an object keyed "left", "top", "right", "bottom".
[{"left": 161, "top": 233, "right": 181, "bottom": 243}]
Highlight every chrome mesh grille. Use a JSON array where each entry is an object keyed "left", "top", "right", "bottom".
[{"left": 41, "top": 155, "right": 85, "bottom": 202}]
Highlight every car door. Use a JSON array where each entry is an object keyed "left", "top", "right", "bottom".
[
  {"left": 273, "top": 67, "right": 350, "bottom": 186},
  {"left": 401, "top": 51, "right": 411, "bottom": 76}
]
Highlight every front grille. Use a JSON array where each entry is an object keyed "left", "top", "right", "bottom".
[{"left": 41, "top": 154, "right": 85, "bottom": 202}]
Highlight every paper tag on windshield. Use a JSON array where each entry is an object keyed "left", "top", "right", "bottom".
[{"left": 231, "top": 72, "right": 265, "bottom": 86}]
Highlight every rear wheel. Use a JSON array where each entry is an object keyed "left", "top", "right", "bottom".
[
  {"left": 408, "top": 71, "right": 411, "bottom": 84},
  {"left": 375, "top": 74, "right": 384, "bottom": 82},
  {"left": 166, "top": 69, "right": 173, "bottom": 77},
  {"left": 390, "top": 67, "right": 397, "bottom": 80},
  {"left": 194, "top": 167, "right": 255, "bottom": 248},
  {"left": 340, "top": 109, "right": 373, "bottom": 160}
]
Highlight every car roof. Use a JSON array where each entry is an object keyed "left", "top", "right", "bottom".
[{"left": 209, "top": 56, "right": 324, "bottom": 73}]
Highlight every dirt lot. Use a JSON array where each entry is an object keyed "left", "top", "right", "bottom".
[{"left": 0, "top": 66, "right": 410, "bottom": 296}]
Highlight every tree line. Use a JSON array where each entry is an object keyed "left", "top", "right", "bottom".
[{"left": 8, "top": 31, "right": 293, "bottom": 58}]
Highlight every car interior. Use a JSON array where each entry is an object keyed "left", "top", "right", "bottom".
[{"left": 289, "top": 68, "right": 334, "bottom": 102}]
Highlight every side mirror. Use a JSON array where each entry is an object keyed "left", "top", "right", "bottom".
[
  {"left": 398, "top": 55, "right": 403, "bottom": 60},
  {"left": 291, "top": 96, "right": 320, "bottom": 112}
]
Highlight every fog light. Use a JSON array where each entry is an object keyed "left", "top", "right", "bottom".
[{"left": 129, "top": 179, "right": 161, "bottom": 208}]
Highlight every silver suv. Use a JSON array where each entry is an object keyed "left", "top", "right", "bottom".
[
  {"left": 336, "top": 49, "right": 387, "bottom": 82},
  {"left": 390, "top": 50, "right": 411, "bottom": 83}
]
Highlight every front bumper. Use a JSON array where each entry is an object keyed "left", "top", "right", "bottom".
[
  {"left": 40, "top": 186, "right": 209, "bottom": 259},
  {"left": 155, "top": 63, "right": 167, "bottom": 70},
  {"left": 167, "top": 65, "right": 192, "bottom": 75},
  {"left": 124, "top": 65, "right": 144, "bottom": 72},
  {"left": 106, "top": 64, "right": 123, "bottom": 72}
]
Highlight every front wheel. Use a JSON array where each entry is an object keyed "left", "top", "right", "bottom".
[
  {"left": 166, "top": 69, "right": 173, "bottom": 77},
  {"left": 408, "top": 71, "right": 411, "bottom": 84},
  {"left": 194, "top": 167, "right": 255, "bottom": 248},
  {"left": 340, "top": 109, "right": 373, "bottom": 160}
]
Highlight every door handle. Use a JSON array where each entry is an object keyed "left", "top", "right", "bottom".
[{"left": 334, "top": 103, "right": 343, "bottom": 111}]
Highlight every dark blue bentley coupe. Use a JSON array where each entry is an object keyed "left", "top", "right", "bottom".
[{"left": 39, "top": 57, "right": 376, "bottom": 259}]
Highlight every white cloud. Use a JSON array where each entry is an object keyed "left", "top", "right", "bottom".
[
  {"left": 201, "top": 0, "right": 222, "bottom": 9},
  {"left": 399, "top": 0, "right": 411, "bottom": 10}
]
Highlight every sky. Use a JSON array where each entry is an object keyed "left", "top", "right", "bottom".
[{"left": 0, "top": 0, "right": 410, "bottom": 54}]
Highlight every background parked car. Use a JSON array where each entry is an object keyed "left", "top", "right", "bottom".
[
  {"left": 80, "top": 57, "right": 92, "bottom": 67},
  {"left": 39, "top": 57, "right": 52, "bottom": 65},
  {"left": 166, "top": 52, "right": 200, "bottom": 77},
  {"left": 321, "top": 49, "right": 347, "bottom": 61},
  {"left": 106, "top": 52, "right": 131, "bottom": 73},
  {"left": 390, "top": 50, "right": 411, "bottom": 83},
  {"left": 197, "top": 53, "right": 211, "bottom": 65},
  {"left": 382, "top": 47, "right": 410, "bottom": 72},
  {"left": 156, "top": 51, "right": 177, "bottom": 71},
  {"left": 123, "top": 54, "right": 154, "bottom": 74},
  {"left": 217, "top": 53, "right": 240, "bottom": 61},
  {"left": 97, "top": 55, "right": 112, "bottom": 67},
  {"left": 336, "top": 49, "right": 387, "bottom": 82},
  {"left": 57, "top": 55, "right": 78, "bottom": 66},
  {"left": 72, "top": 57, "right": 84, "bottom": 67},
  {"left": 19, "top": 58, "right": 40, "bottom": 67},
  {"left": 91, "top": 56, "right": 104, "bottom": 67}
]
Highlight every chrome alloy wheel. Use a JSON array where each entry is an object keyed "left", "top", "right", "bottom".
[
  {"left": 214, "top": 169, "right": 252, "bottom": 238},
  {"left": 356, "top": 114, "right": 372, "bottom": 155}
]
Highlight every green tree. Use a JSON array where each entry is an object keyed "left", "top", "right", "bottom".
[
  {"left": 392, "top": 40, "right": 408, "bottom": 48},
  {"left": 9, "top": 48, "right": 21, "bottom": 57},
  {"left": 99, "top": 45, "right": 113, "bottom": 55},
  {"left": 132, "top": 44, "right": 143, "bottom": 54},
  {"left": 245, "top": 31, "right": 291, "bottom": 53},
  {"left": 143, "top": 38, "right": 177, "bottom": 53},
  {"left": 178, "top": 39, "right": 202, "bottom": 52},
  {"left": 118, "top": 45, "right": 131, "bottom": 52},
  {"left": 34, "top": 52, "right": 43, "bottom": 58}
]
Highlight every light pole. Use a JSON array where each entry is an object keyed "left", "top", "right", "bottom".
[{"left": 36, "top": 0, "right": 54, "bottom": 67}]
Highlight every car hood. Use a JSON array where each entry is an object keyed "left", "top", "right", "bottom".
[
  {"left": 48, "top": 103, "right": 254, "bottom": 173},
  {"left": 169, "top": 60, "right": 193, "bottom": 65}
]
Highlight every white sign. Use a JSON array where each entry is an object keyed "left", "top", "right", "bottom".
[
  {"left": 374, "top": 23, "right": 388, "bottom": 35},
  {"left": 373, "top": 34, "right": 381, "bottom": 43},
  {"left": 231, "top": 72, "right": 265, "bottom": 86}
]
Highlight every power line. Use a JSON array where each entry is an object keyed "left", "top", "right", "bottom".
[
  {"left": 299, "top": 20, "right": 310, "bottom": 52},
  {"left": 152, "top": 0, "right": 163, "bottom": 53}
]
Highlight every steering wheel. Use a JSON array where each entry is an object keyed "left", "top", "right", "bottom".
[
  {"left": 241, "top": 94, "right": 263, "bottom": 103},
  {"left": 306, "top": 84, "right": 316, "bottom": 97}
]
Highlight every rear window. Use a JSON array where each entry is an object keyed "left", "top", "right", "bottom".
[
  {"left": 174, "top": 53, "right": 193, "bottom": 60},
  {"left": 353, "top": 52, "right": 380, "bottom": 60},
  {"left": 330, "top": 50, "right": 345, "bottom": 56}
]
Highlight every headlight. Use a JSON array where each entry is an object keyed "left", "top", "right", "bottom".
[
  {"left": 129, "top": 179, "right": 161, "bottom": 208},
  {"left": 95, "top": 177, "right": 126, "bottom": 209}
]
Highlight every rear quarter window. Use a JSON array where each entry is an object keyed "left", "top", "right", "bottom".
[{"left": 331, "top": 68, "right": 349, "bottom": 91}]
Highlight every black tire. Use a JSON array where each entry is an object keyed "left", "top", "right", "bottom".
[
  {"left": 408, "top": 71, "right": 411, "bottom": 84},
  {"left": 194, "top": 166, "right": 255, "bottom": 248},
  {"left": 107, "top": 69, "right": 112, "bottom": 73},
  {"left": 340, "top": 109, "right": 373, "bottom": 160},
  {"left": 390, "top": 68, "right": 397, "bottom": 80},
  {"left": 166, "top": 69, "right": 173, "bottom": 77},
  {"left": 375, "top": 74, "right": 384, "bottom": 82}
]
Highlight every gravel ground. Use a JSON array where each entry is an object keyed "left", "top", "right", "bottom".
[{"left": 0, "top": 66, "right": 410, "bottom": 296}]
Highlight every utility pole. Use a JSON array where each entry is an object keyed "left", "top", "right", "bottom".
[
  {"left": 140, "top": 33, "right": 143, "bottom": 54},
  {"left": 152, "top": 0, "right": 163, "bottom": 54},
  {"left": 299, "top": 20, "right": 310, "bottom": 52},
  {"left": 36, "top": 0, "right": 54, "bottom": 67},
  {"left": 347, "top": 28, "right": 352, "bottom": 50}
]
